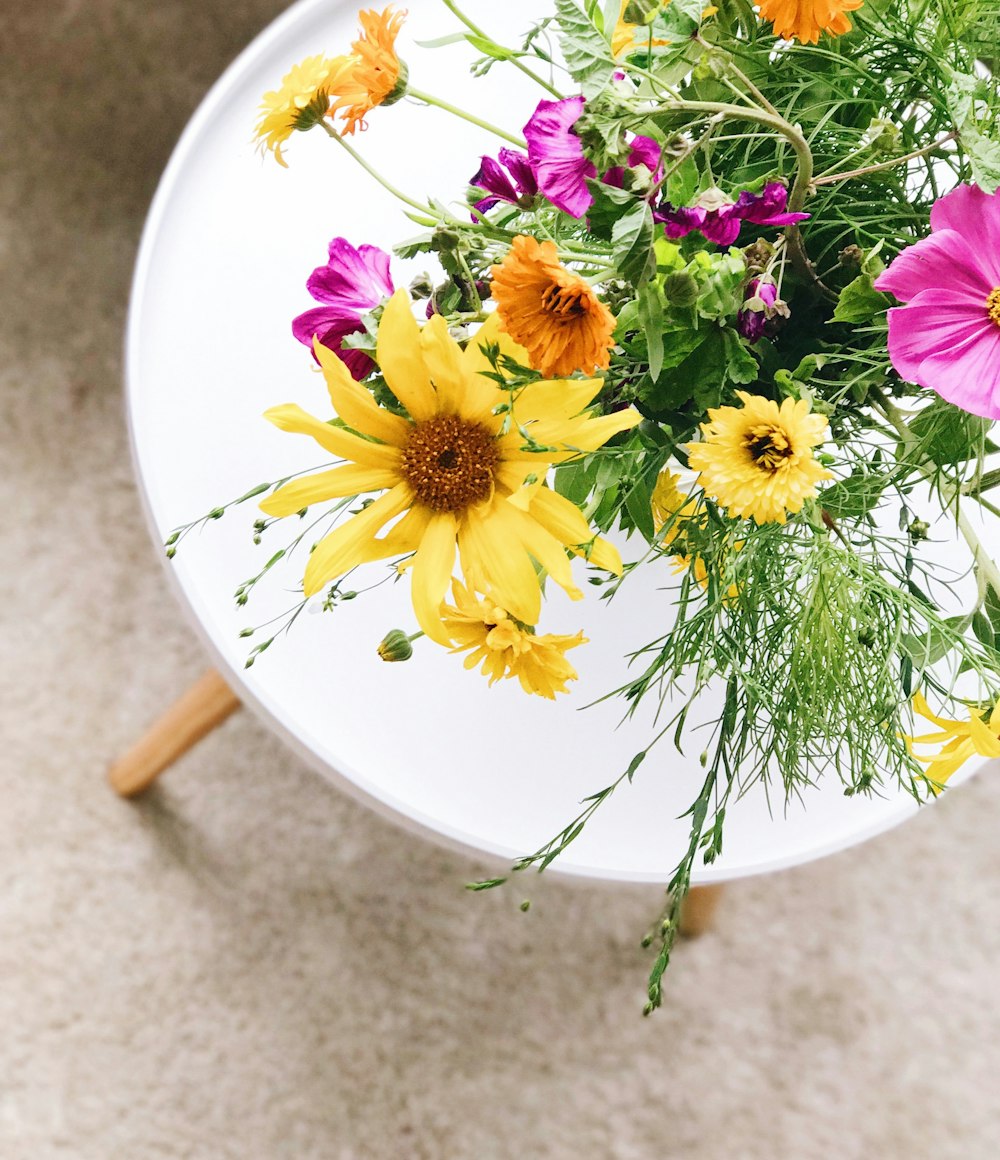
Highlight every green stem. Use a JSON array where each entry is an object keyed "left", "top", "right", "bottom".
[
  {"left": 320, "top": 122, "right": 433, "bottom": 214},
  {"left": 874, "top": 391, "right": 1000, "bottom": 600},
  {"left": 407, "top": 87, "right": 527, "bottom": 148},
  {"left": 813, "top": 131, "right": 958, "bottom": 186},
  {"left": 439, "top": 0, "right": 564, "bottom": 98}
]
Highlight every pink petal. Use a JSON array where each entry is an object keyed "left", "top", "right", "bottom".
[
  {"left": 929, "top": 185, "right": 1000, "bottom": 285},
  {"left": 885, "top": 291, "right": 995, "bottom": 383},
  {"left": 916, "top": 326, "right": 1000, "bottom": 419},
  {"left": 875, "top": 228, "right": 996, "bottom": 302}
]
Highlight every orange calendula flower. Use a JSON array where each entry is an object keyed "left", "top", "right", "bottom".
[
  {"left": 441, "top": 581, "right": 586, "bottom": 699},
  {"left": 331, "top": 6, "right": 408, "bottom": 135},
  {"left": 490, "top": 236, "right": 617, "bottom": 379},
  {"left": 757, "top": 0, "right": 864, "bottom": 44},
  {"left": 904, "top": 690, "right": 1000, "bottom": 793}
]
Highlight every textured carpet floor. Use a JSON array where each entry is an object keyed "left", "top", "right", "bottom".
[{"left": 3, "top": 3, "right": 1000, "bottom": 1157}]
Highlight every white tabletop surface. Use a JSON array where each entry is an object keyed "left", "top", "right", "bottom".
[{"left": 126, "top": 0, "right": 983, "bottom": 882}]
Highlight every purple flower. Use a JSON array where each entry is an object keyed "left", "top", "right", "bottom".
[
  {"left": 523, "top": 96, "right": 597, "bottom": 219},
  {"left": 737, "top": 278, "right": 787, "bottom": 342},
  {"left": 657, "top": 182, "right": 810, "bottom": 246},
  {"left": 602, "top": 135, "right": 663, "bottom": 191},
  {"left": 470, "top": 148, "right": 538, "bottom": 216},
  {"left": 291, "top": 238, "right": 394, "bottom": 380},
  {"left": 874, "top": 183, "right": 1000, "bottom": 420}
]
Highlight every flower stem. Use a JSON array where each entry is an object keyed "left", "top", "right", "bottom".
[
  {"left": 438, "top": 0, "right": 564, "bottom": 98},
  {"left": 407, "top": 87, "right": 527, "bottom": 148},
  {"left": 320, "top": 122, "right": 433, "bottom": 215},
  {"left": 812, "top": 131, "right": 959, "bottom": 186}
]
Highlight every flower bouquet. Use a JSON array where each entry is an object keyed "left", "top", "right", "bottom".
[{"left": 169, "top": 0, "right": 1000, "bottom": 1008}]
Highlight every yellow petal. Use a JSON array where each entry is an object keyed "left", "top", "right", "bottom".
[
  {"left": 505, "top": 503, "right": 581, "bottom": 601},
  {"left": 965, "top": 708, "right": 1000, "bottom": 757},
  {"left": 458, "top": 501, "right": 542, "bottom": 626},
  {"left": 409, "top": 511, "right": 458, "bottom": 646},
  {"left": 303, "top": 483, "right": 413, "bottom": 596},
  {"left": 376, "top": 291, "right": 437, "bottom": 421},
  {"left": 263, "top": 403, "right": 401, "bottom": 468},
  {"left": 313, "top": 338, "right": 411, "bottom": 447},
  {"left": 419, "top": 314, "right": 466, "bottom": 413},
  {"left": 511, "top": 377, "right": 605, "bottom": 425},
  {"left": 911, "top": 690, "right": 962, "bottom": 730},
  {"left": 462, "top": 312, "right": 531, "bottom": 377},
  {"left": 259, "top": 463, "right": 400, "bottom": 516}
]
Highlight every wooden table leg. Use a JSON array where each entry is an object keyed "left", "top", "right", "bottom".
[
  {"left": 108, "top": 669, "right": 241, "bottom": 798},
  {"left": 678, "top": 884, "right": 724, "bottom": 938}
]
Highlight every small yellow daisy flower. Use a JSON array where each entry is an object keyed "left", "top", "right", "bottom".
[
  {"left": 904, "top": 690, "right": 1000, "bottom": 792},
  {"left": 254, "top": 53, "right": 357, "bottom": 166},
  {"left": 441, "top": 581, "right": 586, "bottom": 698},
  {"left": 685, "top": 392, "right": 832, "bottom": 525}
]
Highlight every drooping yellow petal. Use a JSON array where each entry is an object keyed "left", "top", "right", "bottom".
[
  {"left": 459, "top": 501, "right": 542, "bottom": 626},
  {"left": 260, "top": 463, "right": 400, "bottom": 516},
  {"left": 303, "top": 482, "right": 414, "bottom": 595},
  {"left": 376, "top": 291, "right": 437, "bottom": 421},
  {"left": 409, "top": 511, "right": 458, "bottom": 645},
  {"left": 313, "top": 338, "right": 411, "bottom": 446},
  {"left": 263, "top": 403, "right": 401, "bottom": 468},
  {"left": 965, "top": 709, "right": 1000, "bottom": 757},
  {"left": 505, "top": 502, "right": 582, "bottom": 601},
  {"left": 528, "top": 486, "right": 624, "bottom": 575}
]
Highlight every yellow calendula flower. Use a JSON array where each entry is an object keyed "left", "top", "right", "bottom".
[
  {"left": 259, "top": 290, "right": 640, "bottom": 645},
  {"left": 757, "top": 0, "right": 864, "bottom": 44},
  {"left": 254, "top": 54, "right": 357, "bottom": 166},
  {"left": 904, "top": 690, "right": 1000, "bottom": 792},
  {"left": 685, "top": 392, "right": 831, "bottom": 525},
  {"left": 490, "top": 236, "right": 617, "bottom": 379},
  {"left": 441, "top": 581, "right": 586, "bottom": 699},
  {"left": 330, "top": 6, "right": 408, "bottom": 135}
]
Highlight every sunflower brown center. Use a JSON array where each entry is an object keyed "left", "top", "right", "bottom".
[
  {"left": 745, "top": 423, "right": 794, "bottom": 472},
  {"left": 400, "top": 415, "right": 499, "bottom": 512},
  {"left": 541, "top": 283, "right": 588, "bottom": 318},
  {"left": 988, "top": 287, "right": 1000, "bottom": 328}
]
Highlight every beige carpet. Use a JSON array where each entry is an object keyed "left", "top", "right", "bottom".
[{"left": 3, "top": 3, "right": 1000, "bottom": 1156}]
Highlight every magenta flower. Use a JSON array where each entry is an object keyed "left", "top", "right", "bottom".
[
  {"left": 737, "top": 278, "right": 786, "bottom": 342},
  {"left": 602, "top": 135, "right": 663, "bottom": 191},
  {"left": 874, "top": 184, "right": 1000, "bottom": 419},
  {"left": 291, "top": 238, "right": 394, "bottom": 380},
  {"left": 657, "top": 182, "right": 809, "bottom": 246},
  {"left": 470, "top": 148, "right": 538, "bottom": 215},
  {"left": 523, "top": 96, "right": 597, "bottom": 218}
]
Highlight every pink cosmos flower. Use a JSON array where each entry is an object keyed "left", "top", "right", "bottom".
[
  {"left": 523, "top": 96, "right": 598, "bottom": 218},
  {"left": 656, "top": 182, "right": 809, "bottom": 245},
  {"left": 874, "top": 183, "right": 1000, "bottom": 419},
  {"left": 291, "top": 237, "right": 394, "bottom": 380}
]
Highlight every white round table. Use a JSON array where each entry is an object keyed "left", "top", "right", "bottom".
[{"left": 126, "top": 0, "right": 978, "bottom": 882}]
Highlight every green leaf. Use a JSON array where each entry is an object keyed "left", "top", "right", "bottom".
[
  {"left": 720, "top": 329, "right": 759, "bottom": 386},
  {"left": 962, "top": 123, "right": 1000, "bottom": 194},
  {"left": 553, "top": 0, "right": 615, "bottom": 98},
  {"left": 612, "top": 199, "right": 656, "bottom": 286},
  {"left": 637, "top": 281, "right": 665, "bottom": 380},
  {"left": 909, "top": 398, "right": 992, "bottom": 466},
  {"left": 625, "top": 475, "right": 656, "bottom": 541},
  {"left": 585, "top": 181, "right": 639, "bottom": 242},
  {"left": 832, "top": 273, "right": 891, "bottom": 324},
  {"left": 817, "top": 469, "right": 885, "bottom": 520}
]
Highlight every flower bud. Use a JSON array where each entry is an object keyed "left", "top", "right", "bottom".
[
  {"left": 663, "top": 271, "right": 698, "bottom": 307},
  {"left": 377, "top": 629, "right": 414, "bottom": 663}
]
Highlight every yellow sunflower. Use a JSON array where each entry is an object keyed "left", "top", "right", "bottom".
[
  {"left": 651, "top": 468, "right": 700, "bottom": 546},
  {"left": 904, "top": 690, "right": 1000, "bottom": 792},
  {"left": 685, "top": 392, "right": 831, "bottom": 525},
  {"left": 258, "top": 290, "right": 640, "bottom": 644},
  {"left": 254, "top": 54, "right": 357, "bottom": 166},
  {"left": 441, "top": 581, "right": 586, "bottom": 698},
  {"left": 330, "top": 6, "right": 408, "bottom": 135},
  {"left": 757, "top": 0, "right": 864, "bottom": 43},
  {"left": 490, "top": 236, "right": 617, "bottom": 379}
]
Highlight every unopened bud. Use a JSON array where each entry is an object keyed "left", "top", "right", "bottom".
[
  {"left": 663, "top": 270, "right": 698, "bottom": 307},
  {"left": 377, "top": 629, "right": 414, "bottom": 663}
]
